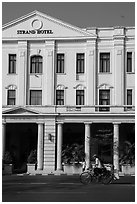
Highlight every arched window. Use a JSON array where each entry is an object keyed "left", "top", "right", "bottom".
[
  {"left": 56, "top": 85, "right": 66, "bottom": 105},
  {"left": 30, "top": 55, "right": 42, "bottom": 73},
  {"left": 98, "top": 83, "right": 113, "bottom": 112},
  {"left": 6, "top": 85, "right": 17, "bottom": 105},
  {"left": 74, "top": 84, "right": 86, "bottom": 105}
]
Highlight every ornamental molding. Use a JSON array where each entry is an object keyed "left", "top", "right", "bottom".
[
  {"left": 74, "top": 84, "right": 86, "bottom": 90},
  {"left": 31, "top": 19, "right": 43, "bottom": 30},
  {"left": 56, "top": 84, "right": 68, "bottom": 90},
  {"left": 97, "top": 83, "right": 113, "bottom": 89},
  {"left": 5, "top": 84, "right": 17, "bottom": 90}
]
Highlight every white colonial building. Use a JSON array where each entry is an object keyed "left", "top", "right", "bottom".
[{"left": 2, "top": 11, "right": 135, "bottom": 174}]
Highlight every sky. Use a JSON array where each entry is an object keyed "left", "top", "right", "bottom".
[{"left": 2, "top": 2, "right": 135, "bottom": 28}]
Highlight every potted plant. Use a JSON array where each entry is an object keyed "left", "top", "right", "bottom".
[
  {"left": 62, "top": 145, "right": 74, "bottom": 174},
  {"left": 120, "top": 141, "right": 135, "bottom": 175},
  {"left": 62, "top": 143, "right": 85, "bottom": 174},
  {"left": 27, "top": 150, "right": 37, "bottom": 174},
  {"left": 3, "top": 151, "right": 13, "bottom": 175}
]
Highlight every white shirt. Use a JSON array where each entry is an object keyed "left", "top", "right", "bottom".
[{"left": 95, "top": 158, "right": 103, "bottom": 168}]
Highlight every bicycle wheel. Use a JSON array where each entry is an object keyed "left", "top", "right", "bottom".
[
  {"left": 80, "top": 171, "right": 92, "bottom": 185},
  {"left": 102, "top": 173, "right": 113, "bottom": 184}
]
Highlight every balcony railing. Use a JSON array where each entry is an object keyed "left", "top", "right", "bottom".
[{"left": 56, "top": 105, "right": 135, "bottom": 114}]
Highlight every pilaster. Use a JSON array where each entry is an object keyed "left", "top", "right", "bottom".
[
  {"left": 45, "top": 40, "right": 56, "bottom": 105},
  {"left": 114, "top": 27, "right": 125, "bottom": 106},
  {"left": 18, "top": 41, "right": 28, "bottom": 106},
  {"left": 43, "top": 119, "right": 56, "bottom": 172},
  {"left": 86, "top": 39, "right": 97, "bottom": 106}
]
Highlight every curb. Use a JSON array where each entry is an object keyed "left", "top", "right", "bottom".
[
  {"left": 14, "top": 173, "right": 135, "bottom": 176},
  {"left": 28, "top": 173, "right": 80, "bottom": 176}
]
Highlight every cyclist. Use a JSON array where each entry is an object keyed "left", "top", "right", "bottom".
[{"left": 93, "top": 154, "right": 106, "bottom": 179}]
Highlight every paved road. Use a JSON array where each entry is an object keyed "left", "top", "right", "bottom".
[{"left": 2, "top": 175, "right": 135, "bottom": 202}]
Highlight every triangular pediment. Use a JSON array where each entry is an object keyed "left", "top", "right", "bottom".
[
  {"left": 2, "top": 107, "right": 39, "bottom": 115},
  {"left": 2, "top": 10, "right": 96, "bottom": 39}
]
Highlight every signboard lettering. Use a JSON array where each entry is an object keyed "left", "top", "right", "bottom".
[{"left": 17, "top": 30, "right": 53, "bottom": 34}]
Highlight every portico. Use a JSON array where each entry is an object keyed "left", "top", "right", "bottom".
[
  {"left": 2, "top": 108, "right": 45, "bottom": 171},
  {"left": 2, "top": 104, "right": 135, "bottom": 175},
  {"left": 55, "top": 120, "right": 126, "bottom": 173}
]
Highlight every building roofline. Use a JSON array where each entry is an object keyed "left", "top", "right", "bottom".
[
  {"left": 83, "top": 26, "right": 135, "bottom": 30},
  {"left": 2, "top": 10, "right": 96, "bottom": 37}
]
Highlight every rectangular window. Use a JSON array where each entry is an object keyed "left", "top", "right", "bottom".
[
  {"left": 76, "top": 53, "right": 84, "bottom": 74},
  {"left": 76, "top": 90, "right": 84, "bottom": 105},
  {"left": 56, "top": 90, "right": 64, "bottom": 105},
  {"left": 7, "top": 90, "right": 16, "bottom": 105},
  {"left": 56, "top": 54, "right": 64, "bottom": 73},
  {"left": 127, "top": 89, "right": 132, "bottom": 105},
  {"left": 127, "top": 52, "right": 132, "bottom": 72},
  {"left": 9, "top": 54, "right": 16, "bottom": 74},
  {"left": 99, "top": 90, "right": 110, "bottom": 111},
  {"left": 30, "top": 90, "right": 42, "bottom": 105},
  {"left": 30, "top": 56, "right": 42, "bottom": 73},
  {"left": 100, "top": 53, "right": 110, "bottom": 73}
]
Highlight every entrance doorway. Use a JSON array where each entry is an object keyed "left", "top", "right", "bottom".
[{"left": 6, "top": 123, "right": 37, "bottom": 173}]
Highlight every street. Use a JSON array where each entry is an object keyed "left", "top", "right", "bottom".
[{"left": 2, "top": 174, "right": 135, "bottom": 202}]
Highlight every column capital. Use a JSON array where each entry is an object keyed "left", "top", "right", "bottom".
[
  {"left": 36, "top": 121, "right": 44, "bottom": 125},
  {"left": 2, "top": 119, "right": 6, "bottom": 125},
  {"left": 113, "top": 122, "right": 121, "bottom": 125},
  {"left": 84, "top": 122, "right": 92, "bottom": 125},
  {"left": 56, "top": 122, "right": 64, "bottom": 125}
]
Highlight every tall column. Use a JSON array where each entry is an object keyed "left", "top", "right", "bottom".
[
  {"left": 2, "top": 122, "right": 6, "bottom": 159},
  {"left": 84, "top": 122, "right": 91, "bottom": 169},
  {"left": 113, "top": 122, "right": 120, "bottom": 176},
  {"left": 37, "top": 122, "right": 44, "bottom": 170},
  {"left": 57, "top": 123, "right": 63, "bottom": 171}
]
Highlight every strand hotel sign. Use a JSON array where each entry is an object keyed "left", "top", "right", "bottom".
[
  {"left": 17, "top": 19, "right": 53, "bottom": 35},
  {"left": 17, "top": 30, "right": 53, "bottom": 34}
]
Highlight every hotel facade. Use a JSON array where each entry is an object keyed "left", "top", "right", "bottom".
[{"left": 2, "top": 11, "right": 135, "bottom": 174}]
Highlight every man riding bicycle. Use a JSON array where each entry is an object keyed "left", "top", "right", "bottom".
[
  {"left": 93, "top": 154, "right": 107, "bottom": 179},
  {"left": 80, "top": 154, "right": 118, "bottom": 185}
]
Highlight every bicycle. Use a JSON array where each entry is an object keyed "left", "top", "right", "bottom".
[{"left": 80, "top": 165, "right": 117, "bottom": 185}]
